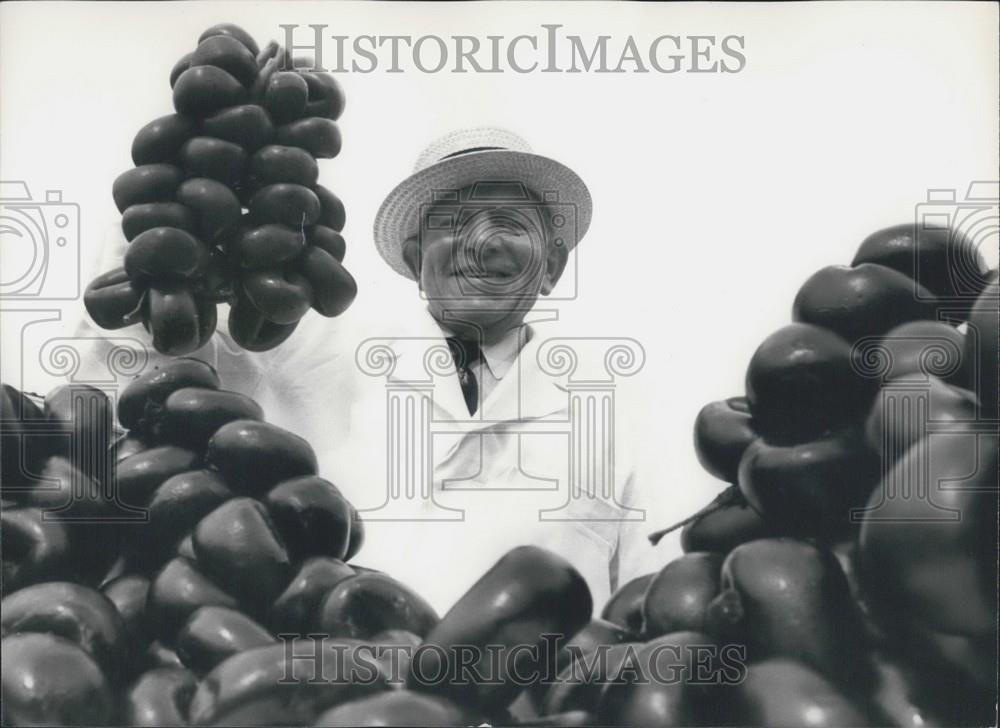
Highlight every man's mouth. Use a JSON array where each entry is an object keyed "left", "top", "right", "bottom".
[{"left": 454, "top": 270, "right": 515, "bottom": 280}]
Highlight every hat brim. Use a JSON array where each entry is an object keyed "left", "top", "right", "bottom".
[{"left": 373, "top": 150, "right": 592, "bottom": 280}]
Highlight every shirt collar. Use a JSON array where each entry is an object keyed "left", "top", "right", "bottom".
[
  {"left": 431, "top": 309, "right": 532, "bottom": 382},
  {"left": 481, "top": 325, "right": 529, "bottom": 381}
]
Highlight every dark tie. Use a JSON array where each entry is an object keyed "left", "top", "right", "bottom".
[{"left": 446, "top": 336, "right": 481, "bottom": 415}]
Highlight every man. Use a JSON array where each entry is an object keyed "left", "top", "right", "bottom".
[{"left": 76, "top": 127, "right": 661, "bottom": 613}]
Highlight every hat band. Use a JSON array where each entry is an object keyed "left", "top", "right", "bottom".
[{"left": 437, "top": 146, "right": 507, "bottom": 161}]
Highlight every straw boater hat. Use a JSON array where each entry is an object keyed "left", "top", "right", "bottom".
[{"left": 373, "top": 127, "right": 593, "bottom": 280}]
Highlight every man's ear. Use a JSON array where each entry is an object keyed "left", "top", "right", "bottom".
[
  {"left": 401, "top": 235, "right": 421, "bottom": 281},
  {"left": 540, "top": 239, "right": 569, "bottom": 296}
]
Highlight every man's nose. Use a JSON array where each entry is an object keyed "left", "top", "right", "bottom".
[
  {"left": 456, "top": 232, "right": 504, "bottom": 262},
  {"left": 478, "top": 233, "right": 507, "bottom": 256}
]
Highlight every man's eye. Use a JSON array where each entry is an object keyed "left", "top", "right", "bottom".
[
  {"left": 426, "top": 213, "right": 455, "bottom": 231},
  {"left": 421, "top": 232, "right": 454, "bottom": 250}
]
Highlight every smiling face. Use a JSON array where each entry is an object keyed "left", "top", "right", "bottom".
[{"left": 403, "top": 181, "right": 568, "bottom": 342}]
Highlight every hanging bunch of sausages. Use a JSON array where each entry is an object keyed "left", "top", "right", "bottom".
[{"left": 84, "top": 24, "right": 356, "bottom": 355}]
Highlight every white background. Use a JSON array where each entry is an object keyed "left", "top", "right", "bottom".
[{"left": 2, "top": 2, "right": 998, "bottom": 557}]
